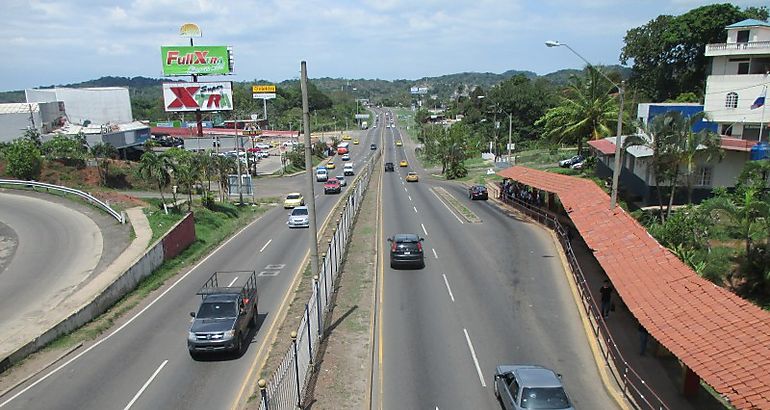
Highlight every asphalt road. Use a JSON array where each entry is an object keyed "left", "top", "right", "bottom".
[
  {"left": 0, "top": 192, "right": 104, "bottom": 359},
  {"left": 375, "top": 115, "right": 618, "bottom": 409},
  {"left": 0, "top": 125, "right": 381, "bottom": 409}
]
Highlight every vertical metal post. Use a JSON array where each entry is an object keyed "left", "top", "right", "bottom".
[
  {"left": 258, "top": 379, "right": 268, "bottom": 410},
  {"left": 610, "top": 83, "right": 625, "bottom": 209},
  {"left": 301, "top": 61, "right": 321, "bottom": 281},
  {"left": 291, "top": 331, "right": 301, "bottom": 409},
  {"left": 321, "top": 253, "right": 328, "bottom": 301},
  {"left": 305, "top": 303, "right": 313, "bottom": 365},
  {"left": 328, "top": 238, "right": 335, "bottom": 276},
  {"left": 507, "top": 113, "right": 512, "bottom": 161},
  {"left": 314, "top": 276, "right": 322, "bottom": 336}
]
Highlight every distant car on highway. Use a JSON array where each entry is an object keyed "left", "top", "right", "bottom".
[
  {"left": 287, "top": 206, "right": 310, "bottom": 228},
  {"left": 344, "top": 164, "right": 354, "bottom": 176},
  {"left": 494, "top": 365, "right": 573, "bottom": 410},
  {"left": 326, "top": 161, "right": 336, "bottom": 169},
  {"left": 342, "top": 134, "right": 352, "bottom": 141},
  {"left": 335, "top": 175, "right": 347, "bottom": 186},
  {"left": 341, "top": 153, "right": 351, "bottom": 161},
  {"left": 559, "top": 155, "right": 584, "bottom": 168},
  {"left": 395, "top": 140, "right": 403, "bottom": 147},
  {"left": 384, "top": 162, "right": 395, "bottom": 172},
  {"left": 353, "top": 138, "right": 360, "bottom": 145},
  {"left": 405, "top": 172, "right": 419, "bottom": 182},
  {"left": 283, "top": 193, "right": 304, "bottom": 208},
  {"left": 469, "top": 185, "right": 488, "bottom": 200},
  {"left": 370, "top": 143, "right": 377, "bottom": 150},
  {"left": 399, "top": 160, "right": 408, "bottom": 167},
  {"left": 388, "top": 233, "right": 425, "bottom": 269},
  {"left": 316, "top": 168, "right": 328, "bottom": 182},
  {"left": 324, "top": 178, "right": 342, "bottom": 194},
  {"left": 255, "top": 142, "right": 271, "bottom": 150}
]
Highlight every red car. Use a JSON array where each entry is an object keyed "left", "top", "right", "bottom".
[{"left": 324, "top": 178, "right": 341, "bottom": 194}]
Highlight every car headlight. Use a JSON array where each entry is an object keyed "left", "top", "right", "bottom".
[
  {"left": 188, "top": 332, "right": 196, "bottom": 342},
  {"left": 223, "top": 330, "right": 236, "bottom": 339}
]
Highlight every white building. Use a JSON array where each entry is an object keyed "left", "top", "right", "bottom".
[
  {"left": 0, "top": 102, "right": 66, "bottom": 143},
  {"left": 704, "top": 19, "right": 770, "bottom": 140},
  {"left": 25, "top": 87, "right": 132, "bottom": 126}
]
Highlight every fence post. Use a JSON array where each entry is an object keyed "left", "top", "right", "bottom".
[
  {"left": 314, "top": 276, "right": 322, "bottom": 336},
  {"left": 328, "top": 238, "right": 335, "bottom": 276},
  {"left": 291, "top": 331, "right": 301, "bottom": 409},
  {"left": 258, "top": 379, "right": 268, "bottom": 410},
  {"left": 306, "top": 303, "right": 313, "bottom": 365},
  {"left": 321, "top": 252, "right": 328, "bottom": 302},
  {"left": 334, "top": 220, "right": 341, "bottom": 267}
]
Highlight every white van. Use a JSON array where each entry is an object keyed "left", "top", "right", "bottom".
[{"left": 316, "top": 168, "right": 328, "bottom": 182}]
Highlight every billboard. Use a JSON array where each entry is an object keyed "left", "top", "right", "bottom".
[
  {"left": 161, "top": 46, "right": 231, "bottom": 76},
  {"left": 354, "top": 114, "right": 369, "bottom": 120},
  {"left": 252, "top": 84, "right": 276, "bottom": 100},
  {"left": 162, "top": 82, "right": 233, "bottom": 112},
  {"left": 410, "top": 87, "right": 429, "bottom": 95}
]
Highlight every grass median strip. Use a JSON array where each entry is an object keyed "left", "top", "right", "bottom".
[{"left": 432, "top": 186, "right": 481, "bottom": 223}]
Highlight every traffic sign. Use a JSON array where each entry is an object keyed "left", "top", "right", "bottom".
[
  {"left": 252, "top": 85, "right": 276, "bottom": 93},
  {"left": 253, "top": 93, "right": 276, "bottom": 99}
]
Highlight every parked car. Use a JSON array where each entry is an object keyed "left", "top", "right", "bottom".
[
  {"left": 388, "top": 233, "right": 425, "bottom": 269},
  {"left": 559, "top": 155, "right": 584, "bottom": 168},
  {"left": 384, "top": 162, "right": 395, "bottom": 172},
  {"left": 405, "top": 172, "right": 419, "bottom": 182},
  {"left": 494, "top": 365, "right": 573, "bottom": 410},
  {"left": 335, "top": 175, "right": 347, "bottom": 186},
  {"left": 324, "top": 178, "right": 342, "bottom": 194},
  {"left": 344, "top": 164, "right": 354, "bottom": 176},
  {"left": 570, "top": 161, "right": 586, "bottom": 170},
  {"left": 469, "top": 185, "right": 488, "bottom": 200},
  {"left": 287, "top": 206, "right": 310, "bottom": 228},
  {"left": 255, "top": 142, "right": 271, "bottom": 150},
  {"left": 283, "top": 193, "right": 304, "bottom": 208},
  {"left": 258, "top": 151, "right": 269, "bottom": 158}
]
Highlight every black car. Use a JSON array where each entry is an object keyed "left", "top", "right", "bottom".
[
  {"left": 384, "top": 162, "right": 395, "bottom": 172},
  {"left": 469, "top": 185, "right": 488, "bottom": 200},
  {"left": 371, "top": 143, "right": 377, "bottom": 150},
  {"left": 388, "top": 233, "right": 425, "bottom": 269}
]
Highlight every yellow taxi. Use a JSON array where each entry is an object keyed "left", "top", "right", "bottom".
[
  {"left": 326, "top": 161, "right": 336, "bottom": 169},
  {"left": 405, "top": 172, "right": 419, "bottom": 182},
  {"left": 342, "top": 134, "right": 352, "bottom": 141},
  {"left": 270, "top": 140, "right": 279, "bottom": 148},
  {"left": 283, "top": 193, "right": 305, "bottom": 208},
  {"left": 395, "top": 140, "right": 403, "bottom": 147},
  {"left": 399, "top": 160, "right": 408, "bottom": 167},
  {"left": 353, "top": 138, "right": 360, "bottom": 145}
]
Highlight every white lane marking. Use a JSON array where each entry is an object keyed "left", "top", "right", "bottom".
[
  {"left": 123, "top": 360, "right": 168, "bottom": 410},
  {"left": 430, "top": 189, "right": 464, "bottom": 224},
  {"left": 421, "top": 223, "right": 428, "bottom": 236},
  {"left": 413, "top": 206, "right": 418, "bottom": 213},
  {"left": 408, "top": 195, "right": 412, "bottom": 201},
  {"left": 0, "top": 204, "right": 265, "bottom": 407},
  {"left": 227, "top": 276, "right": 239, "bottom": 287},
  {"left": 442, "top": 274, "right": 455, "bottom": 302},
  {"left": 432, "top": 248, "right": 438, "bottom": 259},
  {"left": 404, "top": 187, "right": 408, "bottom": 192},
  {"left": 259, "top": 239, "right": 272, "bottom": 253},
  {"left": 463, "top": 329, "right": 486, "bottom": 387}
]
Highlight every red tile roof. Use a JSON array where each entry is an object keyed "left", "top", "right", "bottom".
[
  {"left": 498, "top": 166, "right": 770, "bottom": 410},
  {"left": 587, "top": 139, "right": 616, "bottom": 155},
  {"left": 151, "top": 127, "right": 300, "bottom": 138},
  {"left": 720, "top": 137, "right": 755, "bottom": 152}
]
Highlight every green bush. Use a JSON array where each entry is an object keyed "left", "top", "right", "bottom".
[{"left": 5, "top": 138, "right": 42, "bottom": 180}]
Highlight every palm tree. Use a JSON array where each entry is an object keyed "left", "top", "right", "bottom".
[
  {"left": 137, "top": 150, "right": 171, "bottom": 206},
  {"left": 668, "top": 112, "right": 722, "bottom": 204},
  {"left": 535, "top": 69, "right": 619, "bottom": 154}
]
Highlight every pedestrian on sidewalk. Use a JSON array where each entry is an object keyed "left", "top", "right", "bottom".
[
  {"left": 638, "top": 323, "right": 649, "bottom": 356},
  {"left": 599, "top": 280, "right": 613, "bottom": 318}
]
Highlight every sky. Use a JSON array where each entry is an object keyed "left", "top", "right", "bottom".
[{"left": 0, "top": 0, "right": 763, "bottom": 91}]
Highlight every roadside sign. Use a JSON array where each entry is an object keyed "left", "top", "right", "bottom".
[
  {"left": 162, "top": 81, "right": 233, "bottom": 112},
  {"left": 253, "top": 93, "right": 276, "bottom": 99},
  {"left": 252, "top": 85, "right": 276, "bottom": 93},
  {"left": 354, "top": 114, "right": 369, "bottom": 120}
]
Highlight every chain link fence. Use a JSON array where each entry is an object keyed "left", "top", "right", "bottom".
[{"left": 257, "top": 148, "right": 381, "bottom": 410}]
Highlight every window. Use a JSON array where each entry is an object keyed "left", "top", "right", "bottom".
[
  {"left": 738, "top": 63, "right": 750, "bottom": 75},
  {"left": 721, "top": 124, "right": 733, "bottom": 136},
  {"left": 509, "top": 377, "right": 520, "bottom": 401},
  {"left": 737, "top": 30, "right": 750, "bottom": 43},
  {"left": 725, "top": 92, "right": 738, "bottom": 108},
  {"left": 697, "top": 166, "right": 713, "bottom": 186}
]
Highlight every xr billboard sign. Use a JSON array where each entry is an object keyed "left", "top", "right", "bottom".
[
  {"left": 162, "top": 82, "right": 233, "bottom": 112},
  {"left": 161, "top": 45, "right": 231, "bottom": 76}
]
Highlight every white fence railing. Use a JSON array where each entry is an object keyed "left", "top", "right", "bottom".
[
  {"left": 256, "top": 148, "right": 380, "bottom": 410},
  {"left": 0, "top": 179, "right": 125, "bottom": 224}
]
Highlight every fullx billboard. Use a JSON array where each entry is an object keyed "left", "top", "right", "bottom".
[
  {"left": 161, "top": 46, "right": 231, "bottom": 76},
  {"left": 162, "top": 82, "right": 233, "bottom": 112}
]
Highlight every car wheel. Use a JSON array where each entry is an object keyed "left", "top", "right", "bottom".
[{"left": 234, "top": 332, "right": 243, "bottom": 353}]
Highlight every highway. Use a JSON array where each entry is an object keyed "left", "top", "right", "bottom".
[
  {"left": 0, "top": 192, "right": 104, "bottom": 359},
  {"left": 374, "top": 115, "right": 618, "bottom": 409},
  {"left": 0, "top": 126, "right": 381, "bottom": 410}
]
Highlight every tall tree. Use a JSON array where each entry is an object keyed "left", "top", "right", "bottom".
[
  {"left": 137, "top": 150, "right": 171, "bottom": 206},
  {"left": 670, "top": 112, "right": 723, "bottom": 204},
  {"left": 621, "top": 4, "right": 768, "bottom": 101}
]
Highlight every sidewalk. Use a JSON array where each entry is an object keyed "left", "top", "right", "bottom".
[{"left": 490, "top": 193, "right": 724, "bottom": 410}]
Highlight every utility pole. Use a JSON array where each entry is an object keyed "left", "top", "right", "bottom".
[
  {"left": 301, "top": 61, "right": 321, "bottom": 281},
  {"left": 609, "top": 83, "right": 625, "bottom": 209},
  {"left": 235, "top": 120, "right": 243, "bottom": 205},
  {"left": 507, "top": 113, "right": 513, "bottom": 161}
]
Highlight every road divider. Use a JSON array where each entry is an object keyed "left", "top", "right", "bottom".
[{"left": 431, "top": 187, "right": 481, "bottom": 224}]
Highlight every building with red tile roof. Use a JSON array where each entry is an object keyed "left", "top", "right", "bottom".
[{"left": 498, "top": 165, "right": 770, "bottom": 409}]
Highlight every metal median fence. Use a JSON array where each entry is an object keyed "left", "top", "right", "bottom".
[
  {"left": 499, "top": 193, "right": 669, "bottom": 410},
  {"left": 257, "top": 149, "right": 380, "bottom": 410}
]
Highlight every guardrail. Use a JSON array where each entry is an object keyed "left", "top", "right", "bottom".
[
  {"left": 498, "top": 192, "right": 669, "bottom": 410},
  {"left": 257, "top": 147, "right": 381, "bottom": 410},
  {"left": 0, "top": 179, "right": 126, "bottom": 224}
]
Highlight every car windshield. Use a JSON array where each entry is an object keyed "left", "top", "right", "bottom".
[
  {"left": 287, "top": 194, "right": 301, "bottom": 200},
  {"left": 520, "top": 387, "right": 571, "bottom": 409},
  {"left": 292, "top": 208, "right": 308, "bottom": 216},
  {"left": 197, "top": 302, "right": 236, "bottom": 319}
]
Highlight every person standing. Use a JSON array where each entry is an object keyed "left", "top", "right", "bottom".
[{"left": 599, "top": 280, "right": 613, "bottom": 318}]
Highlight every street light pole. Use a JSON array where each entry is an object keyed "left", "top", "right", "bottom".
[{"left": 546, "top": 40, "right": 625, "bottom": 209}]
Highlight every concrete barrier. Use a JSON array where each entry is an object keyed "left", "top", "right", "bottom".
[{"left": 0, "top": 212, "right": 196, "bottom": 374}]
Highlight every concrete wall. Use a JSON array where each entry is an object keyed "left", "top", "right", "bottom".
[
  {"left": 0, "top": 212, "right": 195, "bottom": 373},
  {"left": 26, "top": 88, "right": 132, "bottom": 125}
]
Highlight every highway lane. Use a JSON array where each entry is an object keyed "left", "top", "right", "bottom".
[
  {"left": 0, "top": 123, "right": 381, "bottom": 410},
  {"left": 378, "top": 122, "right": 617, "bottom": 409},
  {"left": 0, "top": 192, "right": 103, "bottom": 358}
]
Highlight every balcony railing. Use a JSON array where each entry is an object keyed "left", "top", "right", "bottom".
[{"left": 706, "top": 40, "right": 770, "bottom": 54}]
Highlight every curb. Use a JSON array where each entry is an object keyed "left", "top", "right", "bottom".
[{"left": 0, "top": 342, "right": 83, "bottom": 400}]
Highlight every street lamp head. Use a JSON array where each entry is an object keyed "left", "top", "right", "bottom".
[{"left": 545, "top": 40, "right": 562, "bottom": 48}]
